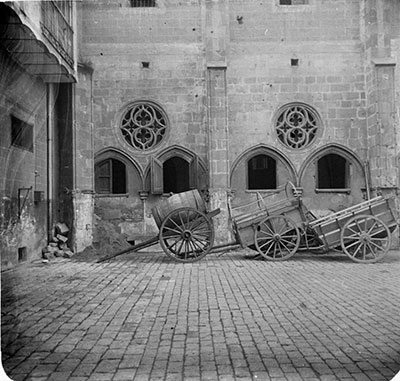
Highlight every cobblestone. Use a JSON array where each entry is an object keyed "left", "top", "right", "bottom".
[{"left": 1, "top": 249, "right": 400, "bottom": 380}]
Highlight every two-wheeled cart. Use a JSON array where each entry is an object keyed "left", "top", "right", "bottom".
[{"left": 98, "top": 189, "right": 221, "bottom": 263}]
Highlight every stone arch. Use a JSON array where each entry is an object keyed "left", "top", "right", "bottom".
[
  {"left": 298, "top": 143, "right": 365, "bottom": 184},
  {"left": 230, "top": 144, "right": 298, "bottom": 205},
  {"left": 144, "top": 145, "right": 208, "bottom": 194},
  {"left": 94, "top": 147, "right": 144, "bottom": 192},
  {"left": 298, "top": 144, "right": 366, "bottom": 216}
]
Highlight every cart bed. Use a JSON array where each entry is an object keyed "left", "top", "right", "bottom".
[{"left": 309, "top": 196, "right": 397, "bottom": 249}]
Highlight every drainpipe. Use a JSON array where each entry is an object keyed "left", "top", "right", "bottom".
[{"left": 47, "top": 83, "right": 54, "bottom": 242}]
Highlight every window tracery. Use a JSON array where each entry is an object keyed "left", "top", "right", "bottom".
[
  {"left": 120, "top": 102, "right": 167, "bottom": 151},
  {"left": 275, "top": 104, "right": 319, "bottom": 149}
]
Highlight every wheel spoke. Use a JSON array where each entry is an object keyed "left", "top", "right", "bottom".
[
  {"left": 279, "top": 240, "right": 291, "bottom": 254},
  {"left": 258, "top": 230, "right": 274, "bottom": 240},
  {"left": 272, "top": 243, "right": 278, "bottom": 258},
  {"left": 369, "top": 239, "right": 385, "bottom": 252},
  {"left": 168, "top": 217, "right": 184, "bottom": 232},
  {"left": 192, "top": 234, "right": 209, "bottom": 248},
  {"left": 165, "top": 235, "right": 181, "bottom": 250},
  {"left": 365, "top": 242, "right": 377, "bottom": 258},
  {"left": 362, "top": 243, "right": 367, "bottom": 260},
  {"left": 346, "top": 226, "right": 359, "bottom": 235},
  {"left": 276, "top": 219, "right": 287, "bottom": 235},
  {"left": 342, "top": 233, "right": 359, "bottom": 241},
  {"left": 354, "top": 219, "right": 363, "bottom": 234},
  {"left": 349, "top": 242, "right": 363, "bottom": 258},
  {"left": 178, "top": 212, "right": 186, "bottom": 230},
  {"left": 163, "top": 225, "right": 184, "bottom": 236},
  {"left": 280, "top": 238, "right": 296, "bottom": 248},
  {"left": 258, "top": 239, "right": 274, "bottom": 253},
  {"left": 260, "top": 223, "right": 275, "bottom": 236},
  {"left": 367, "top": 221, "right": 378, "bottom": 234},
  {"left": 342, "top": 239, "right": 360, "bottom": 250},
  {"left": 191, "top": 237, "right": 205, "bottom": 252}
]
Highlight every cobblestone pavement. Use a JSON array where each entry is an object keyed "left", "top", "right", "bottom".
[{"left": 2, "top": 248, "right": 400, "bottom": 381}]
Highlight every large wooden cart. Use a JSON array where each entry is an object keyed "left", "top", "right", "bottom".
[
  {"left": 229, "top": 182, "right": 398, "bottom": 263},
  {"left": 99, "top": 183, "right": 398, "bottom": 264}
]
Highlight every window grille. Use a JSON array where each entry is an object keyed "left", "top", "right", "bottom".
[
  {"left": 275, "top": 103, "right": 319, "bottom": 149},
  {"left": 130, "top": 0, "right": 156, "bottom": 7},
  {"left": 120, "top": 102, "right": 167, "bottom": 151}
]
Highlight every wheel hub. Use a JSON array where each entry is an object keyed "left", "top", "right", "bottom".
[
  {"left": 273, "top": 233, "right": 281, "bottom": 242},
  {"left": 360, "top": 232, "right": 370, "bottom": 243},
  {"left": 182, "top": 230, "right": 192, "bottom": 240}
]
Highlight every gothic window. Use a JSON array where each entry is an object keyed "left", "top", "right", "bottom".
[
  {"left": 151, "top": 154, "right": 198, "bottom": 195},
  {"left": 11, "top": 115, "right": 33, "bottom": 152},
  {"left": 120, "top": 102, "right": 167, "bottom": 151},
  {"left": 317, "top": 154, "right": 348, "bottom": 190},
  {"left": 275, "top": 103, "right": 319, "bottom": 149},
  {"left": 95, "top": 158, "right": 126, "bottom": 194},
  {"left": 248, "top": 154, "right": 277, "bottom": 190}
]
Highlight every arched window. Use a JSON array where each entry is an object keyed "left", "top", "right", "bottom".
[
  {"left": 95, "top": 158, "right": 126, "bottom": 194},
  {"left": 163, "top": 157, "right": 190, "bottom": 194},
  {"left": 317, "top": 153, "right": 348, "bottom": 190},
  {"left": 248, "top": 154, "right": 277, "bottom": 190}
]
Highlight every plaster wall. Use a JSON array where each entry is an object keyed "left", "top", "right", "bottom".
[{"left": 0, "top": 49, "right": 48, "bottom": 269}]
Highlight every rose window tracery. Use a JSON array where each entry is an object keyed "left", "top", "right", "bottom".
[
  {"left": 276, "top": 104, "right": 319, "bottom": 149},
  {"left": 120, "top": 102, "right": 167, "bottom": 151}
]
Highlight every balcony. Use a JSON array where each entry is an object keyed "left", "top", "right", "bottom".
[
  {"left": 40, "top": 1, "right": 74, "bottom": 69},
  {"left": 0, "top": 1, "right": 76, "bottom": 83}
]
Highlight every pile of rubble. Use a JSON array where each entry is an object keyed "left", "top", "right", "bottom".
[{"left": 42, "top": 222, "right": 74, "bottom": 260}]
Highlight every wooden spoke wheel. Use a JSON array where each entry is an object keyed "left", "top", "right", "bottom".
[
  {"left": 254, "top": 215, "right": 300, "bottom": 261},
  {"left": 159, "top": 207, "right": 214, "bottom": 263},
  {"left": 340, "top": 214, "right": 391, "bottom": 263}
]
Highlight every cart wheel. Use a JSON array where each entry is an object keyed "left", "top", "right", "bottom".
[
  {"left": 254, "top": 215, "right": 300, "bottom": 261},
  {"left": 340, "top": 214, "right": 391, "bottom": 263},
  {"left": 159, "top": 207, "right": 214, "bottom": 263}
]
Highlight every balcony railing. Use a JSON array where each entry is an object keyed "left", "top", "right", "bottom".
[{"left": 40, "top": 1, "right": 74, "bottom": 68}]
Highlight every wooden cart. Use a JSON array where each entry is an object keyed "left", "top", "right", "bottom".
[
  {"left": 229, "top": 182, "right": 398, "bottom": 263},
  {"left": 98, "top": 189, "right": 221, "bottom": 263},
  {"left": 99, "top": 183, "right": 398, "bottom": 264}
]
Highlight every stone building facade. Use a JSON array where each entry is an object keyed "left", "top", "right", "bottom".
[
  {"left": 77, "top": 0, "right": 400, "bottom": 247},
  {"left": 1, "top": 0, "right": 400, "bottom": 266}
]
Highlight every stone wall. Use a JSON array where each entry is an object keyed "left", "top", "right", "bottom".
[{"left": 77, "top": 0, "right": 400, "bottom": 245}]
